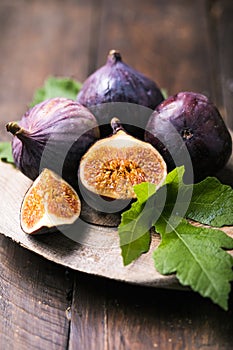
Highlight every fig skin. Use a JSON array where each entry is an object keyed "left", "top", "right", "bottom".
[
  {"left": 144, "top": 91, "right": 232, "bottom": 182},
  {"left": 77, "top": 50, "right": 164, "bottom": 137},
  {"left": 6, "top": 97, "right": 100, "bottom": 188}
]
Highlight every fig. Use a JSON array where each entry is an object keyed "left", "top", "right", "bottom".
[
  {"left": 79, "top": 117, "right": 167, "bottom": 202},
  {"left": 144, "top": 92, "right": 232, "bottom": 182},
  {"left": 77, "top": 50, "right": 164, "bottom": 137},
  {"left": 6, "top": 97, "right": 100, "bottom": 188},
  {"left": 20, "top": 168, "right": 81, "bottom": 234}
]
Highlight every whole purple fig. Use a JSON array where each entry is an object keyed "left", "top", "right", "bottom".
[
  {"left": 6, "top": 97, "right": 100, "bottom": 188},
  {"left": 77, "top": 50, "right": 164, "bottom": 137},
  {"left": 144, "top": 92, "right": 232, "bottom": 182}
]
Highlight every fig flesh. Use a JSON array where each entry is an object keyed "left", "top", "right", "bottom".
[
  {"left": 77, "top": 50, "right": 164, "bottom": 137},
  {"left": 79, "top": 118, "right": 167, "bottom": 201},
  {"left": 144, "top": 92, "right": 232, "bottom": 182},
  {"left": 20, "top": 168, "right": 81, "bottom": 234},
  {"left": 6, "top": 97, "right": 100, "bottom": 188}
]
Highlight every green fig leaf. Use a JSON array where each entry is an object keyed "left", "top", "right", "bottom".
[
  {"left": 30, "top": 76, "right": 82, "bottom": 107},
  {"left": 154, "top": 217, "right": 233, "bottom": 310},
  {"left": 0, "top": 142, "right": 14, "bottom": 164},
  {"left": 118, "top": 167, "right": 233, "bottom": 309},
  {"left": 118, "top": 182, "right": 156, "bottom": 265},
  {"left": 186, "top": 177, "right": 233, "bottom": 227}
]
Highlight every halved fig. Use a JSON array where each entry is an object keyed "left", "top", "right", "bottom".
[
  {"left": 79, "top": 118, "right": 167, "bottom": 200},
  {"left": 21, "top": 168, "right": 81, "bottom": 234}
]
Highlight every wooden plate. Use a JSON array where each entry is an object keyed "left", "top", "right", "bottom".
[{"left": 0, "top": 160, "right": 233, "bottom": 289}]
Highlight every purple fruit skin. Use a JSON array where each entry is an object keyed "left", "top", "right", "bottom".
[
  {"left": 77, "top": 52, "right": 163, "bottom": 109},
  {"left": 77, "top": 51, "right": 164, "bottom": 136},
  {"left": 10, "top": 97, "right": 100, "bottom": 187},
  {"left": 144, "top": 92, "right": 232, "bottom": 182}
]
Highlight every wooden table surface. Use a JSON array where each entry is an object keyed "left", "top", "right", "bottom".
[{"left": 1, "top": 1, "right": 233, "bottom": 349}]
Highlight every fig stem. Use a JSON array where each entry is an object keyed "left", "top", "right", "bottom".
[
  {"left": 111, "top": 117, "right": 125, "bottom": 134},
  {"left": 6, "top": 122, "right": 23, "bottom": 135},
  {"left": 108, "top": 49, "right": 122, "bottom": 63}
]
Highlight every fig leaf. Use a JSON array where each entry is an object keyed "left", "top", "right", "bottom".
[
  {"left": 118, "top": 167, "right": 233, "bottom": 309},
  {"left": 186, "top": 177, "right": 233, "bottom": 227},
  {"left": 118, "top": 167, "right": 187, "bottom": 266},
  {"left": 153, "top": 217, "right": 233, "bottom": 311},
  {"left": 118, "top": 183, "right": 155, "bottom": 265},
  {"left": 0, "top": 142, "right": 14, "bottom": 164},
  {"left": 30, "top": 76, "right": 82, "bottom": 107},
  {"left": 161, "top": 88, "right": 168, "bottom": 99}
]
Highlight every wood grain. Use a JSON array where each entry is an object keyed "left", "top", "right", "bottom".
[
  {"left": 211, "top": 0, "right": 233, "bottom": 129},
  {"left": 0, "top": 0, "right": 93, "bottom": 141},
  {"left": 69, "top": 275, "right": 107, "bottom": 350},
  {"left": 0, "top": 234, "right": 73, "bottom": 350},
  {"left": 96, "top": 0, "right": 213, "bottom": 98},
  {"left": 1, "top": 1, "right": 233, "bottom": 350},
  {"left": 0, "top": 1, "right": 95, "bottom": 349},
  {"left": 1, "top": 160, "right": 232, "bottom": 290},
  {"left": 70, "top": 1, "right": 233, "bottom": 349},
  {"left": 69, "top": 272, "right": 233, "bottom": 350},
  {"left": 0, "top": 161, "right": 178, "bottom": 288}
]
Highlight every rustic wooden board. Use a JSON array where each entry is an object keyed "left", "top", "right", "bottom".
[
  {"left": 0, "top": 0, "right": 232, "bottom": 294},
  {"left": 0, "top": 234, "right": 73, "bottom": 350},
  {"left": 97, "top": 0, "right": 213, "bottom": 98},
  {"left": 69, "top": 272, "right": 233, "bottom": 350},
  {"left": 213, "top": 0, "right": 233, "bottom": 130},
  {"left": 0, "top": 161, "right": 176, "bottom": 288},
  {"left": 0, "top": 1, "right": 96, "bottom": 348},
  {"left": 1, "top": 1, "right": 233, "bottom": 350},
  {"left": 0, "top": 0, "right": 93, "bottom": 142},
  {"left": 0, "top": 159, "right": 233, "bottom": 290},
  {"left": 66, "top": 2, "right": 233, "bottom": 350}
]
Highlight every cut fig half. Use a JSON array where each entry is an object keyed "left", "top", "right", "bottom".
[
  {"left": 79, "top": 118, "right": 167, "bottom": 200},
  {"left": 20, "top": 168, "right": 81, "bottom": 234}
]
